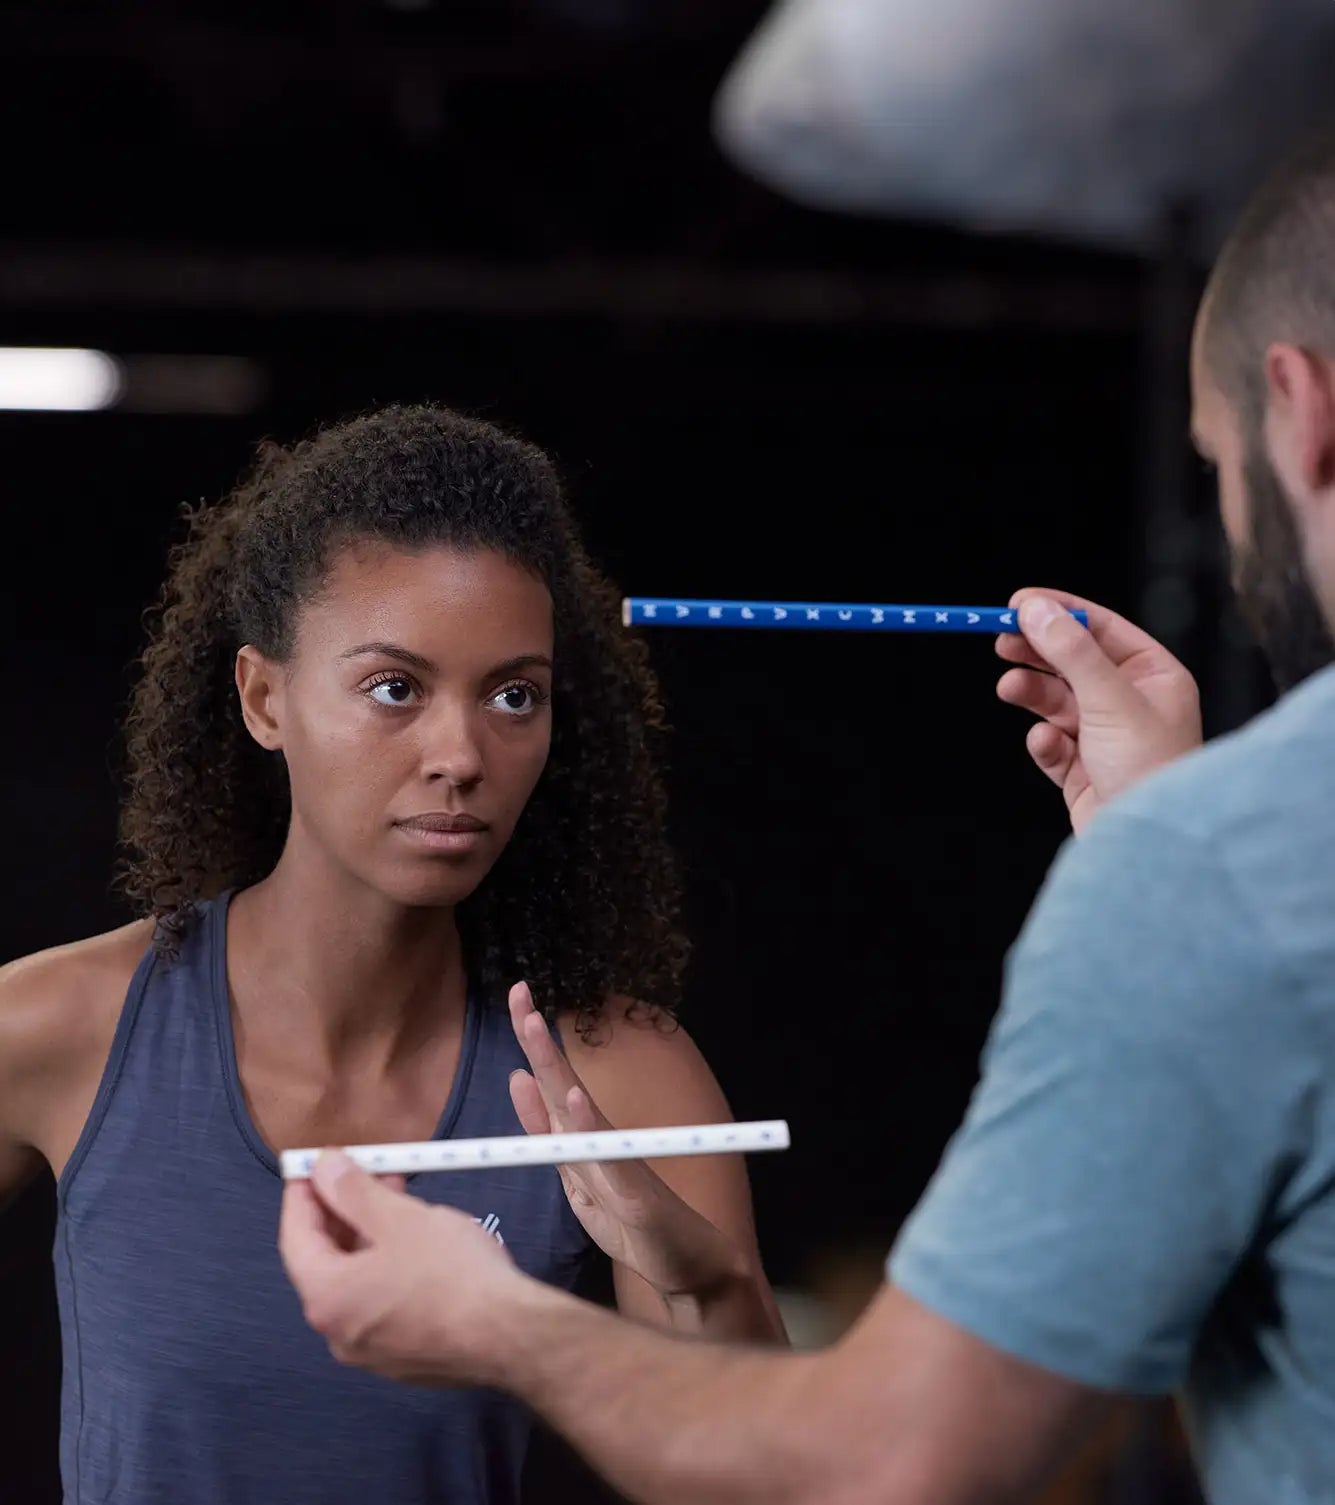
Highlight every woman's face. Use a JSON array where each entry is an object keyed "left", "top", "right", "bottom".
[{"left": 238, "top": 540, "right": 554, "bottom": 907}]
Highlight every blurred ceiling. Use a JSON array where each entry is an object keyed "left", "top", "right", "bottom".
[
  {"left": 0, "top": 1, "right": 1173, "bottom": 332},
  {"left": 0, "top": 1, "right": 777, "bottom": 255}
]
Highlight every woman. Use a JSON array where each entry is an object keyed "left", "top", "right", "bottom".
[{"left": 0, "top": 404, "right": 784, "bottom": 1505}]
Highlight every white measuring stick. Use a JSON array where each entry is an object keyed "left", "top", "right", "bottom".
[{"left": 279, "top": 1119, "right": 790, "bottom": 1180}]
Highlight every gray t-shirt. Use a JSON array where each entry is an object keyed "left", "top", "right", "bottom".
[{"left": 890, "top": 663, "right": 1335, "bottom": 1505}]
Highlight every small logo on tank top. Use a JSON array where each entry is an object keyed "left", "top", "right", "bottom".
[{"left": 474, "top": 1212, "right": 504, "bottom": 1246}]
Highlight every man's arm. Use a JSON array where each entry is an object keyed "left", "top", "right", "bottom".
[
  {"left": 282, "top": 1158, "right": 1103, "bottom": 1505},
  {"left": 492, "top": 1276, "right": 1102, "bottom": 1505}
]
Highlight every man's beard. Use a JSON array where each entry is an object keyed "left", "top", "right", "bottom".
[{"left": 1231, "top": 442, "right": 1335, "bottom": 693}]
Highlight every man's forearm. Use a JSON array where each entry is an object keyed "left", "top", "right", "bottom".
[{"left": 488, "top": 1279, "right": 836, "bottom": 1505}]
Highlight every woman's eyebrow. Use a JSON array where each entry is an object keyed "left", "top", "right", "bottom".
[
  {"left": 340, "top": 641, "right": 438, "bottom": 674},
  {"left": 339, "top": 644, "right": 553, "bottom": 678}
]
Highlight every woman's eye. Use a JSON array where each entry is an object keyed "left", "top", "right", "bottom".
[
  {"left": 491, "top": 682, "right": 545, "bottom": 716},
  {"left": 366, "top": 677, "right": 420, "bottom": 708}
]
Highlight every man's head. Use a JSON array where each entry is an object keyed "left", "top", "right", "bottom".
[{"left": 1192, "top": 128, "right": 1335, "bottom": 691}]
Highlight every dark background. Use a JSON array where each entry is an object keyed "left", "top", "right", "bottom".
[{"left": 0, "top": 3, "right": 1272, "bottom": 1500}]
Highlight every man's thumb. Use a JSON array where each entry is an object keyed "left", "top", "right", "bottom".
[
  {"left": 310, "top": 1150, "right": 397, "bottom": 1242},
  {"left": 1018, "top": 596, "right": 1126, "bottom": 710}
]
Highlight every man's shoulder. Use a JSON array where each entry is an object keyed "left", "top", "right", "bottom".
[
  {"left": 1019, "top": 672, "right": 1335, "bottom": 1047},
  {"left": 1097, "top": 665, "right": 1335, "bottom": 852}
]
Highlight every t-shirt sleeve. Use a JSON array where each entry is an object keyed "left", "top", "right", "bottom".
[{"left": 888, "top": 811, "right": 1311, "bottom": 1394}]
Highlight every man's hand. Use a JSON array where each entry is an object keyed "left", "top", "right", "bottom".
[
  {"left": 997, "top": 588, "right": 1203, "bottom": 833},
  {"left": 279, "top": 1151, "right": 530, "bottom": 1388}
]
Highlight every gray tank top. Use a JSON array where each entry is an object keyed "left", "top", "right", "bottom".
[{"left": 53, "top": 894, "right": 592, "bottom": 1504}]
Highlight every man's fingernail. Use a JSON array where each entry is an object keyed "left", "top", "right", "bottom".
[
  {"left": 316, "top": 1149, "right": 353, "bottom": 1185},
  {"left": 1020, "top": 596, "right": 1063, "bottom": 633}
]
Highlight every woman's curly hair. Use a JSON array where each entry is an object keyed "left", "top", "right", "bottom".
[{"left": 118, "top": 404, "right": 688, "bottom": 1033}]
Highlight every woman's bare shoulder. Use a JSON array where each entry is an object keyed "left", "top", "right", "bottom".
[
  {"left": 558, "top": 1000, "right": 732, "bottom": 1129},
  {"left": 0, "top": 920, "right": 154, "bottom": 1087}
]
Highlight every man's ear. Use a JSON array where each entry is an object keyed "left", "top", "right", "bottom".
[{"left": 1262, "top": 342, "right": 1335, "bottom": 511}]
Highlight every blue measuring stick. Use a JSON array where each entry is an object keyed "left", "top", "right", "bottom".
[{"left": 621, "top": 598, "right": 1087, "bottom": 635}]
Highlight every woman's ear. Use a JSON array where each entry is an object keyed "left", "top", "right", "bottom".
[{"left": 235, "top": 645, "right": 285, "bottom": 751}]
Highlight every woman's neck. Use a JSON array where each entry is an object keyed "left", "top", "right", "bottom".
[{"left": 225, "top": 848, "right": 468, "bottom": 1076}]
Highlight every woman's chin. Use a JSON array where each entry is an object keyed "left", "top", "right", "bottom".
[{"left": 374, "top": 858, "right": 492, "bottom": 911}]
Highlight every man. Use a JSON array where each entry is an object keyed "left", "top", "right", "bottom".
[{"left": 280, "top": 132, "right": 1335, "bottom": 1504}]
